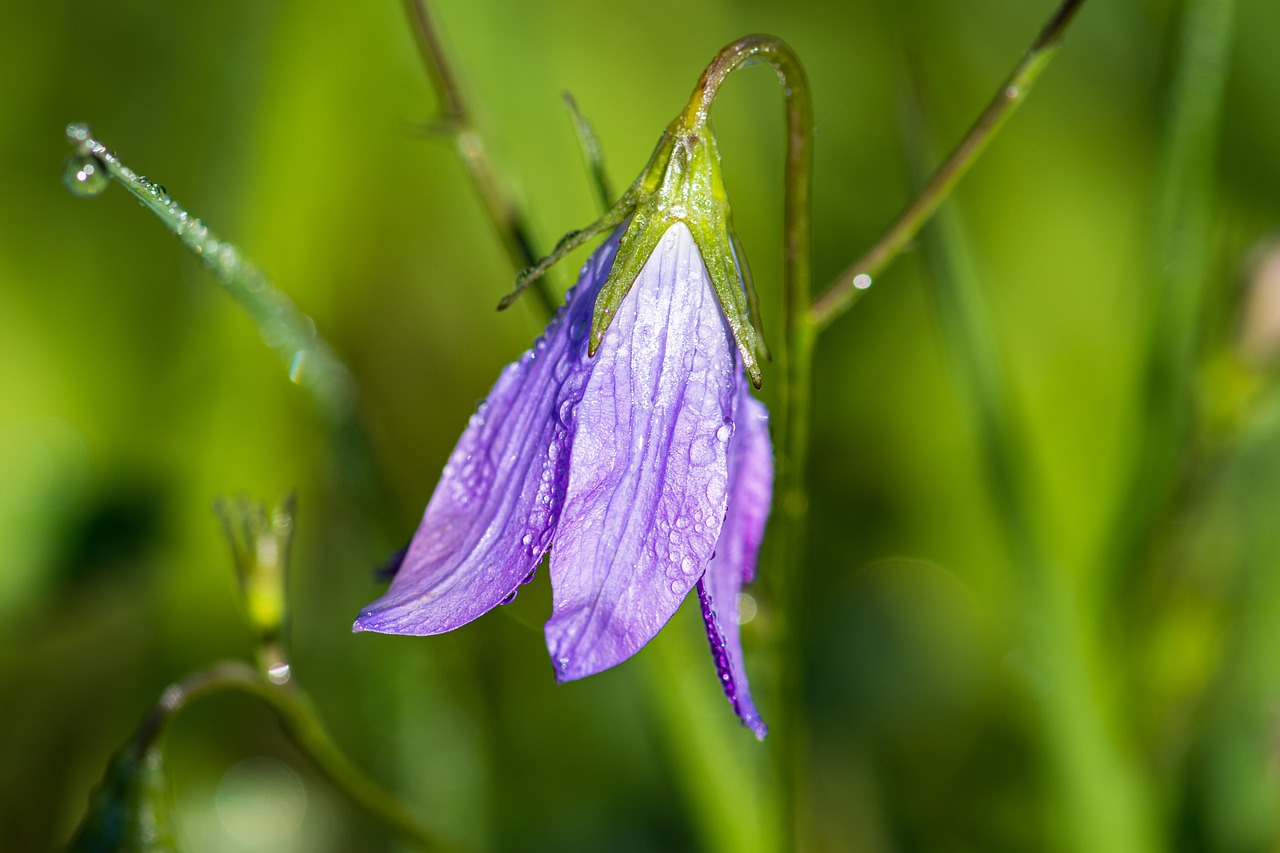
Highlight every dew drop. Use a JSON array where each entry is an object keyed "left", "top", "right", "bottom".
[
  {"left": 521, "top": 533, "right": 533, "bottom": 547},
  {"left": 500, "top": 589, "right": 517, "bottom": 605},
  {"left": 689, "top": 436, "right": 716, "bottom": 466},
  {"left": 681, "top": 556, "right": 697, "bottom": 575},
  {"left": 570, "top": 313, "right": 589, "bottom": 343},
  {"left": 288, "top": 349, "right": 308, "bottom": 384},
  {"left": 557, "top": 398, "right": 574, "bottom": 428},
  {"left": 716, "top": 423, "right": 733, "bottom": 442},
  {"left": 143, "top": 178, "right": 169, "bottom": 203},
  {"left": 63, "top": 153, "right": 109, "bottom": 198},
  {"left": 669, "top": 579, "right": 684, "bottom": 594},
  {"left": 853, "top": 273, "right": 873, "bottom": 290}
]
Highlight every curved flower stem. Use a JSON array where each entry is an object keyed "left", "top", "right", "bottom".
[
  {"left": 683, "top": 35, "right": 813, "bottom": 848},
  {"left": 808, "top": 0, "right": 1086, "bottom": 330},
  {"left": 133, "top": 661, "right": 450, "bottom": 852},
  {"left": 403, "top": 0, "right": 557, "bottom": 319}
]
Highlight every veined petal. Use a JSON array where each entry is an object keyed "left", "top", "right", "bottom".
[
  {"left": 355, "top": 233, "right": 621, "bottom": 635},
  {"left": 699, "top": 391, "right": 772, "bottom": 739},
  {"left": 547, "top": 222, "right": 738, "bottom": 681}
]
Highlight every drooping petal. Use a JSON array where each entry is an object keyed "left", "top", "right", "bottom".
[
  {"left": 354, "top": 232, "right": 621, "bottom": 635},
  {"left": 546, "top": 222, "right": 739, "bottom": 681},
  {"left": 699, "top": 391, "right": 772, "bottom": 739}
]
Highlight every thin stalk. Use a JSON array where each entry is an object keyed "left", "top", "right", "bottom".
[
  {"left": 563, "top": 92, "right": 615, "bottom": 215},
  {"left": 403, "top": 0, "right": 557, "bottom": 318},
  {"left": 683, "top": 35, "right": 813, "bottom": 848},
  {"left": 808, "top": 0, "right": 1086, "bottom": 330},
  {"left": 134, "top": 661, "right": 451, "bottom": 852}
]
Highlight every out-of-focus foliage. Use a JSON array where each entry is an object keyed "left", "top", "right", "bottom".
[
  {"left": 67, "top": 746, "right": 175, "bottom": 853},
  {"left": 2, "top": 0, "right": 1279, "bottom": 850}
]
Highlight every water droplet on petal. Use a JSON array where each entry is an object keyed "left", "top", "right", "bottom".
[
  {"left": 557, "top": 399, "right": 574, "bottom": 428},
  {"left": 500, "top": 589, "right": 517, "bottom": 605},
  {"left": 716, "top": 423, "right": 734, "bottom": 442},
  {"left": 689, "top": 436, "right": 716, "bottom": 466},
  {"left": 569, "top": 313, "right": 589, "bottom": 344},
  {"left": 64, "top": 153, "right": 109, "bottom": 197}
]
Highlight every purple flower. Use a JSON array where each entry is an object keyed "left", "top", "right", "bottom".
[{"left": 355, "top": 222, "right": 772, "bottom": 739}]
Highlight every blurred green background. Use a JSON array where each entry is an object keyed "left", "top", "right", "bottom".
[{"left": 3, "top": 0, "right": 1280, "bottom": 850}]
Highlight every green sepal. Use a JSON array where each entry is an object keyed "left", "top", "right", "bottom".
[
  {"left": 513, "top": 112, "right": 767, "bottom": 387},
  {"left": 67, "top": 745, "right": 177, "bottom": 853},
  {"left": 589, "top": 122, "right": 763, "bottom": 387}
]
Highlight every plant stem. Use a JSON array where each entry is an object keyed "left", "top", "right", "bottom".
[
  {"left": 134, "top": 661, "right": 450, "bottom": 851},
  {"left": 403, "top": 0, "right": 557, "bottom": 318},
  {"left": 808, "top": 0, "right": 1086, "bottom": 330},
  {"left": 683, "top": 35, "right": 813, "bottom": 849}
]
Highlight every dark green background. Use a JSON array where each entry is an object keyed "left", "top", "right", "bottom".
[{"left": 3, "top": 0, "right": 1279, "bottom": 850}]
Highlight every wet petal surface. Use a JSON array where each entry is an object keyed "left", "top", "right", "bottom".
[
  {"left": 546, "top": 223, "right": 739, "bottom": 680},
  {"left": 699, "top": 391, "right": 772, "bottom": 739},
  {"left": 355, "top": 235, "right": 620, "bottom": 635}
]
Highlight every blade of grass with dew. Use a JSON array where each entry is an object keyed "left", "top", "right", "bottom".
[{"left": 63, "top": 124, "right": 388, "bottom": 512}]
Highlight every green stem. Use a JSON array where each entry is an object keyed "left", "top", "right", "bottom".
[
  {"left": 808, "top": 0, "right": 1086, "bottom": 330},
  {"left": 683, "top": 35, "right": 813, "bottom": 848},
  {"left": 134, "top": 661, "right": 451, "bottom": 852},
  {"left": 403, "top": 0, "right": 557, "bottom": 318}
]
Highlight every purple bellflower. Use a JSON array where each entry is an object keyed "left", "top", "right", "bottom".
[{"left": 356, "top": 114, "right": 772, "bottom": 739}]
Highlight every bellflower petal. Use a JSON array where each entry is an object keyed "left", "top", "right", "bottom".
[
  {"left": 546, "top": 223, "right": 738, "bottom": 681},
  {"left": 698, "top": 391, "right": 772, "bottom": 739},
  {"left": 354, "top": 234, "right": 621, "bottom": 635}
]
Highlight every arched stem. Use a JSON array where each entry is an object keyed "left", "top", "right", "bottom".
[{"left": 681, "top": 35, "right": 814, "bottom": 848}]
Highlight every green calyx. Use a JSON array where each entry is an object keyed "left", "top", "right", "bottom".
[{"left": 504, "top": 114, "right": 766, "bottom": 388}]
